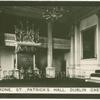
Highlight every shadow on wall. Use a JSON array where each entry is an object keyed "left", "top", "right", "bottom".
[
  {"left": 36, "top": 48, "right": 47, "bottom": 71},
  {"left": 53, "top": 49, "right": 66, "bottom": 73},
  {"left": 36, "top": 48, "right": 67, "bottom": 73}
]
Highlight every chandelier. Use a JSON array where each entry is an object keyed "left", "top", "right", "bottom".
[{"left": 42, "top": 6, "right": 64, "bottom": 22}]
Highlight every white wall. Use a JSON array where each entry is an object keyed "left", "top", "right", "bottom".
[
  {"left": 0, "top": 47, "right": 14, "bottom": 78},
  {"left": 80, "top": 14, "right": 98, "bottom": 78},
  {"left": 64, "top": 52, "right": 70, "bottom": 77},
  {"left": 69, "top": 14, "right": 100, "bottom": 79}
]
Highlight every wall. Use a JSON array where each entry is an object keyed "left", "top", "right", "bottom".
[
  {"left": 36, "top": 48, "right": 68, "bottom": 75},
  {"left": 64, "top": 52, "right": 70, "bottom": 77},
  {"left": 79, "top": 14, "right": 98, "bottom": 78},
  {"left": 0, "top": 47, "right": 14, "bottom": 78},
  {"left": 17, "top": 53, "right": 33, "bottom": 69},
  {"left": 40, "top": 37, "right": 70, "bottom": 50},
  {"left": 53, "top": 50, "right": 67, "bottom": 73},
  {"left": 36, "top": 48, "right": 47, "bottom": 70},
  {"left": 70, "top": 14, "right": 99, "bottom": 79}
]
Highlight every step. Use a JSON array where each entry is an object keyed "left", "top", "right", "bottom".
[
  {"left": 95, "top": 70, "right": 100, "bottom": 73},
  {"left": 91, "top": 73, "right": 100, "bottom": 77},
  {"left": 91, "top": 76, "right": 100, "bottom": 80},
  {"left": 85, "top": 78, "right": 100, "bottom": 83}
]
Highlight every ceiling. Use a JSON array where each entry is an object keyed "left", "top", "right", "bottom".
[
  {"left": 0, "top": 5, "right": 100, "bottom": 38},
  {"left": 0, "top": 6, "right": 99, "bottom": 23}
]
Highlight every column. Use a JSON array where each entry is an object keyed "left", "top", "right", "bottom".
[
  {"left": 74, "top": 22, "right": 81, "bottom": 77},
  {"left": 0, "top": 67, "right": 1, "bottom": 80},
  {"left": 70, "top": 34, "right": 75, "bottom": 78},
  {"left": 15, "top": 44, "right": 18, "bottom": 70},
  {"left": 33, "top": 55, "right": 36, "bottom": 70},
  {"left": 97, "top": 13, "right": 100, "bottom": 68},
  {"left": 0, "top": 53, "right": 2, "bottom": 80},
  {"left": 33, "top": 54, "right": 39, "bottom": 74},
  {"left": 46, "top": 22, "right": 55, "bottom": 78},
  {"left": 14, "top": 44, "right": 19, "bottom": 79}
]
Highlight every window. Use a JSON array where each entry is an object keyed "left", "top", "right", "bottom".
[{"left": 82, "top": 26, "right": 96, "bottom": 59}]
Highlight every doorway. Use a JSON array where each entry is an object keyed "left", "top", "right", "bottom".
[{"left": 53, "top": 49, "right": 66, "bottom": 79}]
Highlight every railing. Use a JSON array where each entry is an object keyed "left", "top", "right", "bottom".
[
  {"left": 2, "top": 70, "right": 19, "bottom": 80},
  {"left": 1, "top": 68, "right": 96, "bottom": 80},
  {"left": 1, "top": 69, "right": 43, "bottom": 80},
  {"left": 1, "top": 69, "right": 67, "bottom": 80},
  {"left": 55, "top": 71, "right": 66, "bottom": 80},
  {"left": 66, "top": 67, "right": 97, "bottom": 79}
]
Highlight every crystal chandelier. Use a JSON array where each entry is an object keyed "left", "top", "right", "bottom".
[{"left": 42, "top": 6, "right": 64, "bottom": 22}]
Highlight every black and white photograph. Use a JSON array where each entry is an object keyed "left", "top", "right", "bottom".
[{"left": 0, "top": 0, "right": 100, "bottom": 98}]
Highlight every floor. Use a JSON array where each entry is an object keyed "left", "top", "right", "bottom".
[
  {"left": 0, "top": 78, "right": 100, "bottom": 87},
  {"left": 0, "top": 78, "right": 100, "bottom": 98}
]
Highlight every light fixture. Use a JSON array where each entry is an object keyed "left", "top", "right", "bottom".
[{"left": 42, "top": 6, "right": 65, "bottom": 22}]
